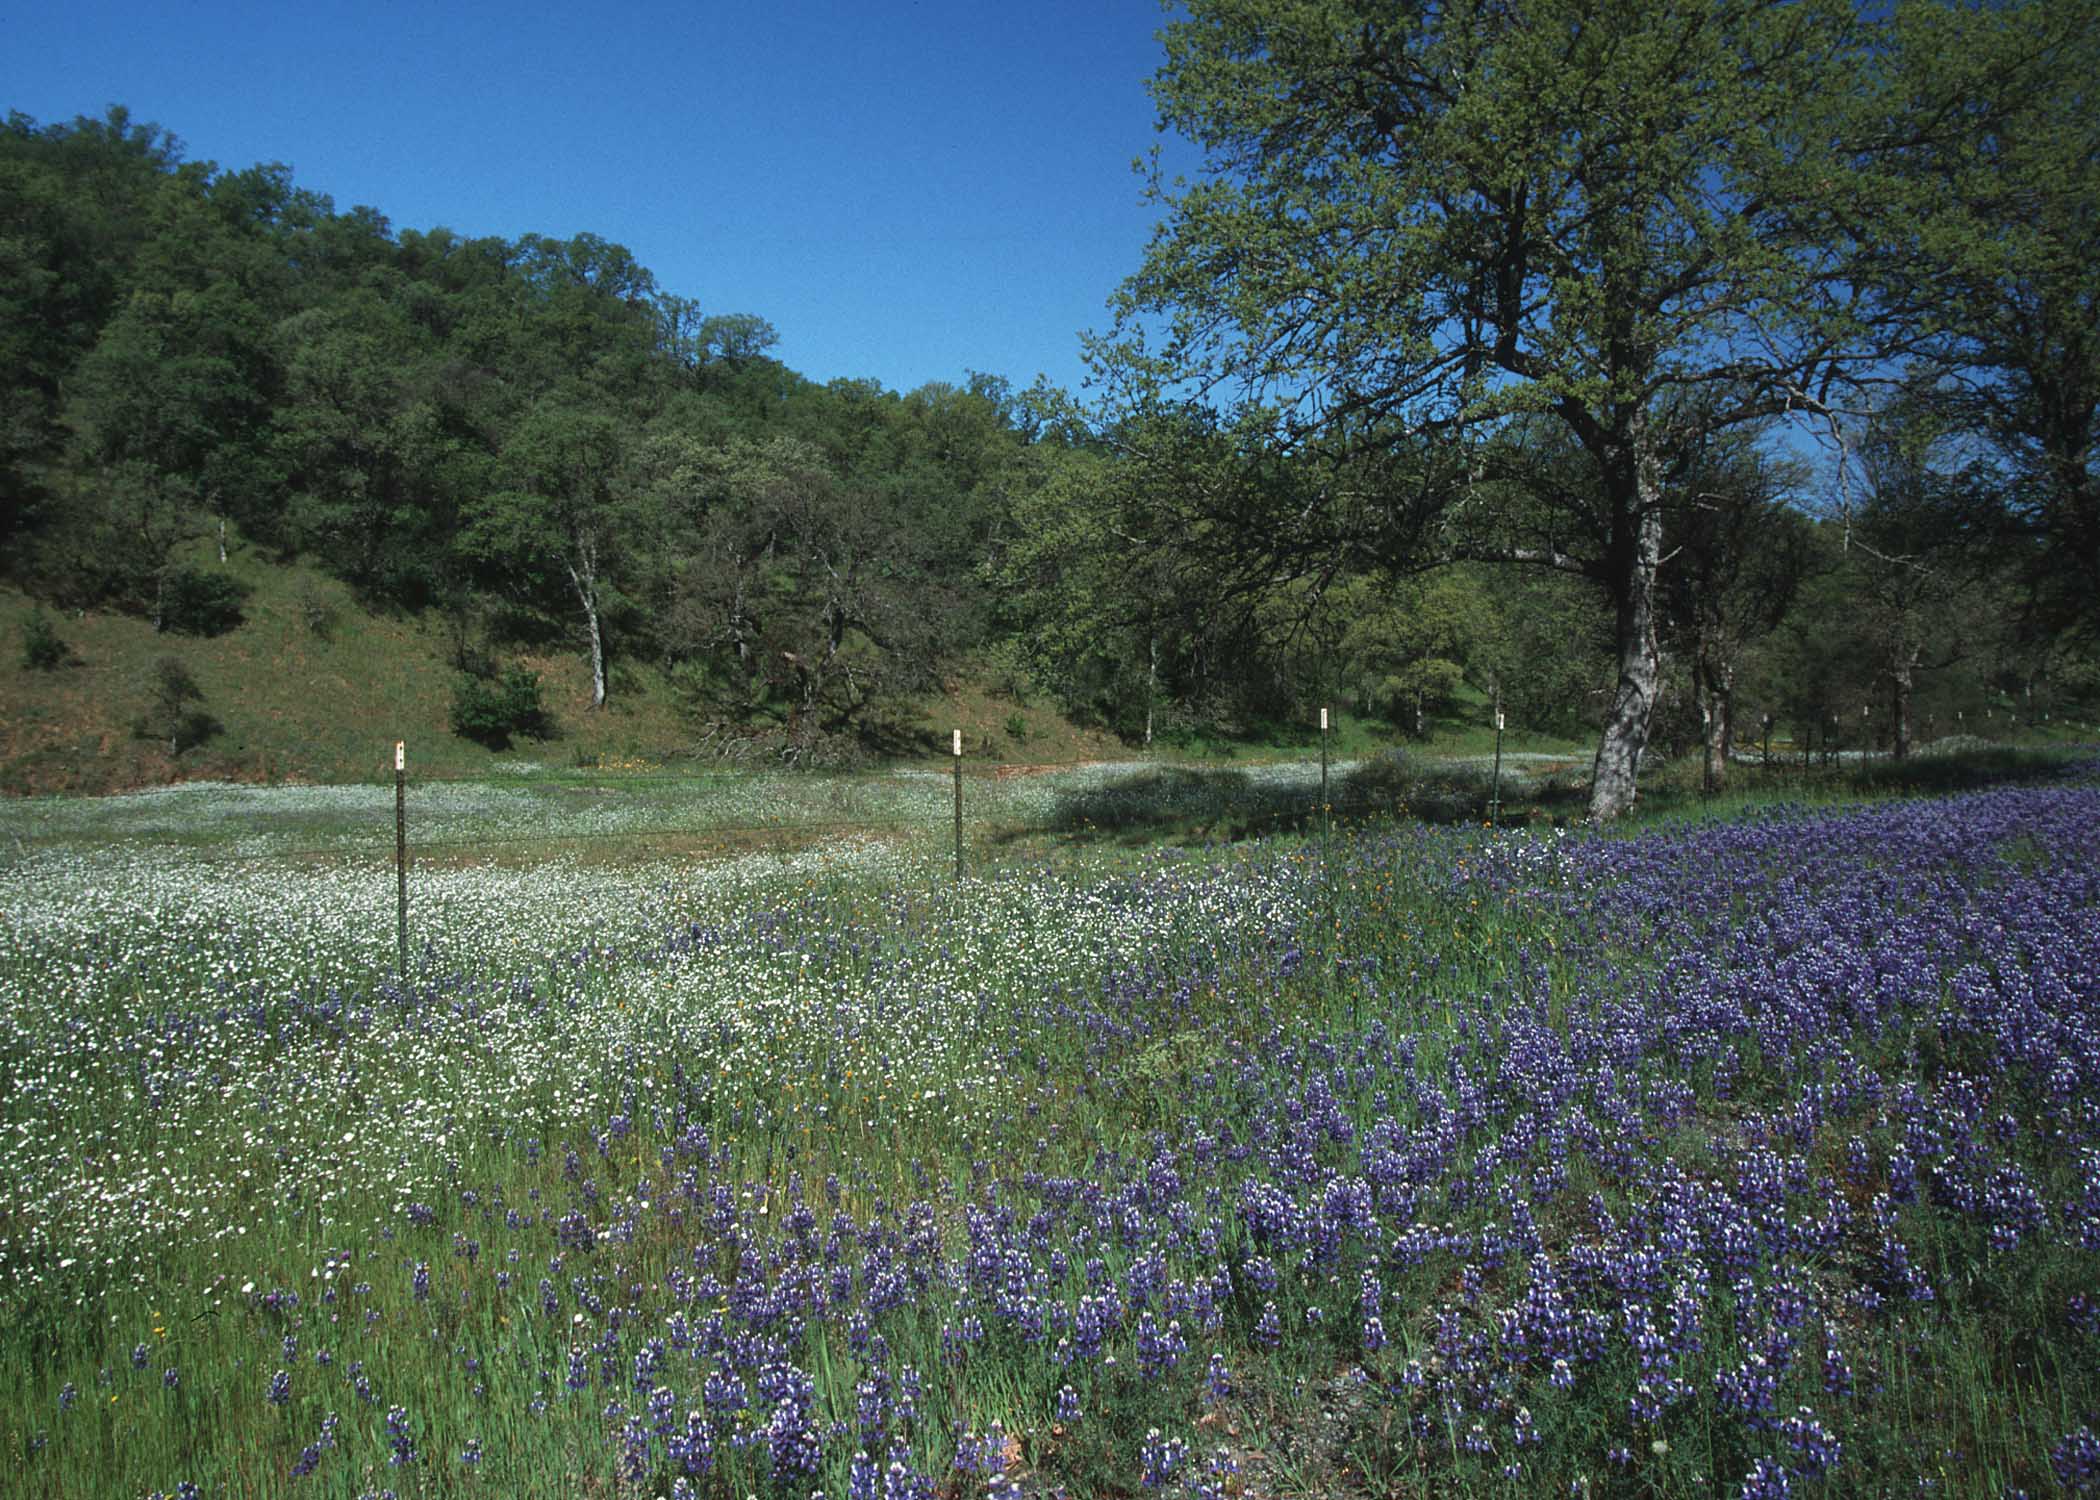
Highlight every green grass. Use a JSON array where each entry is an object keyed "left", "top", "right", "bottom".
[
  {"left": 7, "top": 549, "right": 2099, "bottom": 1497},
  {"left": 0, "top": 545, "right": 1134, "bottom": 797},
  {"left": 9, "top": 544, "right": 2087, "bottom": 808},
  {"left": 0, "top": 546, "right": 714, "bottom": 794},
  {"left": 2, "top": 750, "right": 2098, "bottom": 1496}
]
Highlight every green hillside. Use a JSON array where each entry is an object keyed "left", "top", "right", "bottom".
[
  {"left": 0, "top": 543, "right": 1141, "bottom": 796},
  {"left": 5, "top": 105, "right": 2093, "bottom": 811}
]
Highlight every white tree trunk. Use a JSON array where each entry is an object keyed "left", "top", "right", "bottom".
[
  {"left": 1589, "top": 447, "right": 1664, "bottom": 822},
  {"left": 1144, "top": 632, "right": 1158, "bottom": 748},
  {"left": 567, "top": 545, "right": 606, "bottom": 711},
  {"left": 584, "top": 601, "right": 606, "bottom": 710}
]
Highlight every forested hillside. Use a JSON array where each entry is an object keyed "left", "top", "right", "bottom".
[{"left": 3, "top": 79, "right": 2097, "bottom": 799}]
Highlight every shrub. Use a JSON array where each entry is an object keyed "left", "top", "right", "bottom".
[
  {"left": 295, "top": 583, "right": 338, "bottom": 642},
  {"left": 21, "top": 608, "right": 69, "bottom": 670},
  {"left": 451, "top": 665, "right": 548, "bottom": 749},
  {"left": 160, "top": 568, "right": 250, "bottom": 637},
  {"left": 140, "top": 655, "right": 218, "bottom": 754}
]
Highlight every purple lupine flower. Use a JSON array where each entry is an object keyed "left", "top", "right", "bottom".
[
  {"left": 667, "top": 1408, "right": 714, "bottom": 1477},
  {"left": 1512, "top": 1406, "right": 1540, "bottom": 1448},
  {"left": 1135, "top": 1311, "right": 1187, "bottom": 1377},
  {"left": 1820, "top": 1323, "right": 1855, "bottom": 1400},
  {"left": 1139, "top": 1428, "right": 1188, "bottom": 1489},
  {"left": 1779, "top": 1408, "right": 1841, "bottom": 1477},
  {"left": 2052, "top": 1425, "right": 2100, "bottom": 1493},
  {"left": 1188, "top": 1446, "right": 1238, "bottom": 1500},
  {"left": 883, "top": 1436, "right": 931, "bottom": 1500},
  {"left": 1253, "top": 1300, "right": 1281, "bottom": 1349},
  {"left": 848, "top": 1449, "right": 879, "bottom": 1500},
  {"left": 385, "top": 1405, "right": 416, "bottom": 1465},
  {"left": 758, "top": 1361, "right": 821, "bottom": 1477},
  {"left": 1738, "top": 1457, "right": 1793, "bottom": 1499}
]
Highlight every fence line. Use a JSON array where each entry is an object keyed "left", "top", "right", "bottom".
[
  {"left": 18, "top": 739, "right": 2048, "bottom": 868},
  {"left": 2, "top": 786, "right": 1528, "bottom": 867}
]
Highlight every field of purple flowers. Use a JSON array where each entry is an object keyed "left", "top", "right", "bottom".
[{"left": 3, "top": 767, "right": 2099, "bottom": 1498}]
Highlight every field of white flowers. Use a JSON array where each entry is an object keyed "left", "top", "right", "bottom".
[{"left": 0, "top": 768, "right": 1328, "bottom": 1307}]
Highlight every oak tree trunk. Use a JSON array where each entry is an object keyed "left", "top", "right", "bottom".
[
  {"left": 1588, "top": 449, "right": 1665, "bottom": 822},
  {"left": 1144, "top": 632, "right": 1158, "bottom": 748},
  {"left": 1891, "top": 652, "right": 1915, "bottom": 761},
  {"left": 1698, "top": 655, "right": 1735, "bottom": 795},
  {"left": 567, "top": 545, "right": 606, "bottom": 711}
]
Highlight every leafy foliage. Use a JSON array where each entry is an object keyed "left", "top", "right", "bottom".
[
  {"left": 138, "top": 653, "right": 215, "bottom": 753},
  {"left": 3, "top": 38, "right": 2098, "bottom": 786},
  {"left": 158, "top": 567, "right": 250, "bottom": 637},
  {"left": 19, "top": 607, "right": 68, "bottom": 670},
  {"left": 448, "top": 664, "right": 548, "bottom": 749}
]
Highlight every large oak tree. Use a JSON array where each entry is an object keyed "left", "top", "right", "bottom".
[{"left": 1102, "top": 0, "right": 1882, "bottom": 817}]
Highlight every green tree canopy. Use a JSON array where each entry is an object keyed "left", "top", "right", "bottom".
[
  {"left": 1869, "top": 0, "right": 2100, "bottom": 643},
  {"left": 1103, "top": 0, "right": 1888, "bottom": 816}
]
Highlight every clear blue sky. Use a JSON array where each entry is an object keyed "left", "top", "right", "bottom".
[{"left": 2, "top": 0, "right": 1190, "bottom": 397}]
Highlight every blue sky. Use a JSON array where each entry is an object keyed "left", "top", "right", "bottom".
[{"left": 2, "top": 0, "right": 1190, "bottom": 396}]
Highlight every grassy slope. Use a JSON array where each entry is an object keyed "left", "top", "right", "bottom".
[
  {"left": 0, "top": 545, "right": 1135, "bottom": 796},
  {"left": 12, "top": 545, "right": 2079, "bottom": 801},
  {"left": 4, "top": 540, "right": 1587, "bottom": 798},
  {"left": 0, "top": 543, "right": 707, "bottom": 794}
]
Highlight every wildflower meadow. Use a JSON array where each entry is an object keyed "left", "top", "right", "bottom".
[{"left": 3, "top": 759, "right": 2098, "bottom": 1498}]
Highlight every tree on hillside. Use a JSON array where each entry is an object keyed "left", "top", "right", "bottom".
[
  {"left": 273, "top": 291, "right": 483, "bottom": 608},
  {"left": 509, "top": 233, "right": 660, "bottom": 397},
  {"left": 1474, "top": 566, "right": 1616, "bottom": 742},
  {"left": 62, "top": 289, "right": 266, "bottom": 622},
  {"left": 1333, "top": 570, "right": 1496, "bottom": 736},
  {"left": 654, "top": 436, "right": 956, "bottom": 753},
  {"left": 1100, "top": 0, "right": 1889, "bottom": 817},
  {"left": 0, "top": 108, "right": 188, "bottom": 537},
  {"left": 995, "top": 438, "right": 1192, "bottom": 744},
  {"left": 465, "top": 392, "right": 645, "bottom": 710}
]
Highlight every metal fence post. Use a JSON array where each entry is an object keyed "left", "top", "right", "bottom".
[
  {"left": 1319, "top": 706, "right": 1330, "bottom": 840},
  {"left": 394, "top": 740, "right": 408, "bottom": 978},
  {"left": 1491, "top": 709, "right": 1505, "bottom": 824}
]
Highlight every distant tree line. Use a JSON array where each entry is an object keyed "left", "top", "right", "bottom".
[
  {"left": 5, "top": 18, "right": 2098, "bottom": 794},
  {"left": 0, "top": 107, "right": 1036, "bottom": 760}
]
